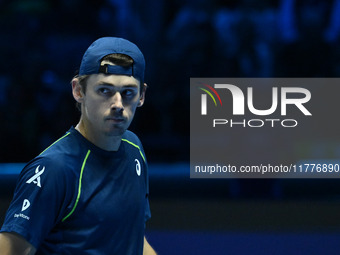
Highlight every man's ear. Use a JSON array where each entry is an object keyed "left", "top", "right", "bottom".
[
  {"left": 72, "top": 78, "right": 84, "bottom": 103},
  {"left": 138, "top": 83, "right": 147, "bottom": 107}
]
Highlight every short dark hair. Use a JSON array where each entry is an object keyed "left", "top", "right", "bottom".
[
  {"left": 103, "top": 53, "right": 134, "bottom": 67},
  {"left": 74, "top": 53, "right": 142, "bottom": 111}
]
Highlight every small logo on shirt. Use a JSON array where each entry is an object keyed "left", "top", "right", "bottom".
[
  {"left": 21, "top": 199, "right": 30, "bottom": 212},
  {"left": 26, "top": 165, "right": 45, "bottom": 188},
  {"left": 135, "top": 159, "right": 141, "bottom": 176},
  {"left": 14, "top": 199, "right": 31, "bottom": 221}
]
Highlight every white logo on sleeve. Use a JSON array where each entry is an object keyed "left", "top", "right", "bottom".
[
  {"left": 135, "top": 159, "right": 141, "bottom": 176},
  {"left": 26, "top": 165, "right": 45, "bottom": 188},
  {"left": 21, "top": 199, "right": 30, "bottom": 212},
  {"left": 14, "top": 199, "right": 31, "bottom": 221}
]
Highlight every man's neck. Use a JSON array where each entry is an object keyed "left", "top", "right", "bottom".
[{"left": 75, "top": 121, "right": 122, "bottom": 151}]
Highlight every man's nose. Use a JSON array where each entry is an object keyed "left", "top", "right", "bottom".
[{"left": 110, "top": 92, "right": 124, "bottom": 111}]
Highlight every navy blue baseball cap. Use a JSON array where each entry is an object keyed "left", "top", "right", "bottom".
[{"left": 79, "top": 37, "right": 145, "bottom": 84}]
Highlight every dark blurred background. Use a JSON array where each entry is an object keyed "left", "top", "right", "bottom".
[{"left": 1, "top": 0, "right": 340, "bottom": 254}]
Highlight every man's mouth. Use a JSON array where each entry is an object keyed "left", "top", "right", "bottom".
[{"left": 106, "top": 116, "right": 125, "bottom": 123}]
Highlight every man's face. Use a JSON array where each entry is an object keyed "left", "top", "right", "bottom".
[{"left": 75, "top": 73, "right": 145, "bottom": 137}]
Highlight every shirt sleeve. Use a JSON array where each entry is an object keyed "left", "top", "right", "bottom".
[
  {"left": 0, "top": 156, "right": 75, "bottom": 249},
  {"left": 144, "top": 196, "right": 151, "bottom": 224},
  {"left": 143, "top": 155, "right": 151, "bottom": 224}
]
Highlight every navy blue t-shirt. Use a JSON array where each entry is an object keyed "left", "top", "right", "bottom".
[{"left": 1, "top": 127, "right": 151, "bottom": 254}]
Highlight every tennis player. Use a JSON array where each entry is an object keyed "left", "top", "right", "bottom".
[{"left": 0, "top": 37, "right": 157, "bottom": 255}]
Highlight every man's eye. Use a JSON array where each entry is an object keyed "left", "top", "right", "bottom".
[
  {"left": 98, "top": 88, "right": 111, "bottom": 95},
  {"left": 123, "top": 89, "right": 136, "bottom": 97}
]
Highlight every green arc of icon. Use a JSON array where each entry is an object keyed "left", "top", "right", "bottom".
[{"left": 199, "top": 88, "right": 217, "bottom": 106}]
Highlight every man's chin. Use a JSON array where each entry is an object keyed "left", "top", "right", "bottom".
[{"left": 105, "top": 126, "right": 127, "bottom": 137}]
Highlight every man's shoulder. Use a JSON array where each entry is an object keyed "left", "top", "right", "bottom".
[
  {"left": 22, "top": 129, "right": 86, "bottom": 179},
  {"left": 122, "top": 130, "right": 143, "bottom": 145},
  {"left": 122, "top": 130, "right": 147, "bottom": 164},
  {"left": 39, "top": 129, "right": 78, "bottom": 156},
  {"left": 21, "top": 154, "right": 77, "bottom": 182}
]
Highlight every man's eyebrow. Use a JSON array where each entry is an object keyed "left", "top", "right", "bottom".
[
  {"left": 96, "top": 82, "right": 138, "bottom": 88},
  {"left": 122, "top": 84, "right": 139, "bottom": 88}
]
